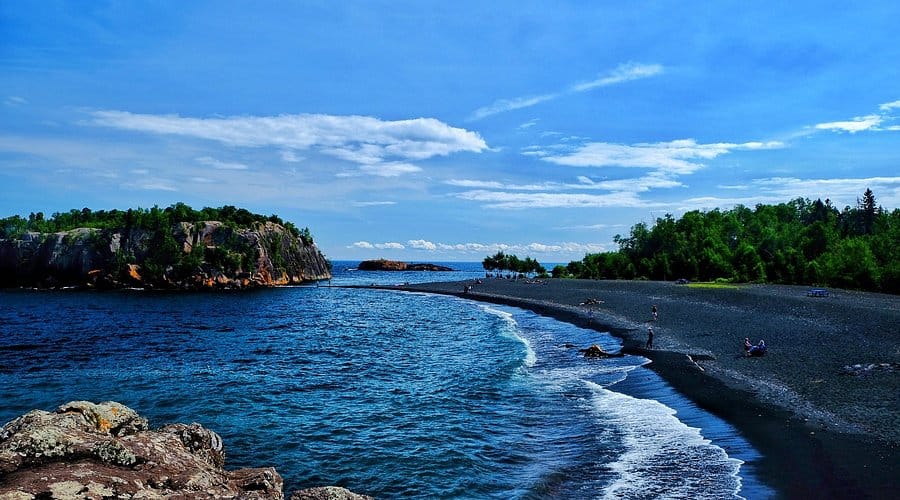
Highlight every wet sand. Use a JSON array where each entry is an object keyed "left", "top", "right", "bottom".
[{"left": 392, "top": 278, "right": 899, "bottom": 499}]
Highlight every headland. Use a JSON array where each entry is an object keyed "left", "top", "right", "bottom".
[{"left": 394, "top": 278, "right": 898, "bottom": 499}]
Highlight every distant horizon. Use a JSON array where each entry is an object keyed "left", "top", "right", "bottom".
[{"left": 2, "top": 1, "right": 898, "bottom": 262}]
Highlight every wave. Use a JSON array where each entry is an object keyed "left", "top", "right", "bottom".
[
  {"left": 585, "top": 380, "right": 744, "bottom": 499},
  {"left": 479, "top": 304, "right": 537, "bottom": 368}
]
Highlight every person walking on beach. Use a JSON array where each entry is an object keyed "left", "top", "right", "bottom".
[
  {"left": 646, "top": 326, "right": 654, "bottom": 349},
  {"left": 651, "top": 305, "right": 658, "bottom": 321}
]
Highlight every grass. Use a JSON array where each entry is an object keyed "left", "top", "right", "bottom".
[{"left": 686, "top": 282, "right": 742, "bottom": 290}]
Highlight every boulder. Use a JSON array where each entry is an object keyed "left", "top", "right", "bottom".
[
  {"left": 0, "top": 401, "right": 282, "bottom": 499},
  {"left": 290, "top": 486, "right": 374, "bottom": 500},
  {"left": 578, "top": 344, "right": 625, "bottom": 358}
]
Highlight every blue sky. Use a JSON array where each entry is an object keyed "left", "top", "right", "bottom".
[{"left": 2, "top": 1, "right": 899, "bottom": 262}]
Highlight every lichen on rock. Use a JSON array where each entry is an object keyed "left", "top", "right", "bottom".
[{"left": 0, "top": 401, "right": 372, "bottom": 499}]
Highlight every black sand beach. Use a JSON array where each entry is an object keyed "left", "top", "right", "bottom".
[{"left": 394, "top": 279, "right": 899, "bottom": 499}]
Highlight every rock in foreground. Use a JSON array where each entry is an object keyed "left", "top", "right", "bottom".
[{"left": 0, "top": 401, "right": 370, "bottom": 500}]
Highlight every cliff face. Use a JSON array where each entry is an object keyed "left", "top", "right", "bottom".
[{"left": 0, "top": 221, "right": 331, "bottom": 289}]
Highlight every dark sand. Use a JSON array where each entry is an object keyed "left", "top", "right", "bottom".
[{"left": 388, "top": 279, "right": 899, "bottom": 499}]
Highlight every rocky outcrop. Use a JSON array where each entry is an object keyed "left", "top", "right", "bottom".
[
  {"left": 357, "top": 259, "right": 452, "bottom": 272},
  {"left": 578, "top": 344, "right": 625, "bottom": 358},
  {"left": 0, "top": 221, "right": 331, "bottom": 289},
  {"left": 0, "top": 401, "right": 372, "bottom": 500}
]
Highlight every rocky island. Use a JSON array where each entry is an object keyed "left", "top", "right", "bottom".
[
  {"left": 0, "top": 401, "right": 371, "bottom": 499},
  {"left": 0, "top": 205, "right": 331, "bottom": 290},
  {"left": 357, "top": 258, "right": 452, "bottom": 272}
]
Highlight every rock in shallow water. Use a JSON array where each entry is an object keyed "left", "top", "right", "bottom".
[{"left": 0, "top": 401, "right": 369, "bottom": 499}]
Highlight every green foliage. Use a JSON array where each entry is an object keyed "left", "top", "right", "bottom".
[
  {"left": 1, "top": 203, "right": 318, "bottom": 286},
  {"left": 562, "top": 190, "right": 898, "bottom": 293},
  {"left": 481, "top": 251, "right": 545, "bottom": 277},
  {"left": 0, "top": 203, "right": 314, "bottom": 243}
]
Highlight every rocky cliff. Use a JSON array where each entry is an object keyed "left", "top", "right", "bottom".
[
  {"left": 0, "top": 221, "right": 331, "bottom": 289},
  {"left": 0, "top": 401, "right": 372, "bottom": 499}
]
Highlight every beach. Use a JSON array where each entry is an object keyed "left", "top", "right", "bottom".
[{"left": 400, "top": 278, "right": 899, "bottom": 499}]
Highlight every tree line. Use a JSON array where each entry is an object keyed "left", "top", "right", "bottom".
[
  {"left": 482, "top": 251, "right": 547, "bottom": 277},
  {"left": 554, "top": 189, "right": 898, "bottom": 294},
  {"left": 0, "top": 202, "right": 314, "bottom": 245}
]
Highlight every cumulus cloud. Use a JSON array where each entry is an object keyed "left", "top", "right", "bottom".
[
  {"left": 355, "top": 239, "right": 608, "bottom": 257},
  {"left": 88, "top": 110, "right": 488, "bottom": 176},
  {"left": 536, "top": 139, "right": 784, "bottom": 175},
  {"left": 407, "top": 239, "right": 437, "bottom": 251},
  {"left": 350, "top": 241, "right": 405, "bottom": 250},
  {"left": 469, "top": 62, "right": 663, "bottom": 120}
]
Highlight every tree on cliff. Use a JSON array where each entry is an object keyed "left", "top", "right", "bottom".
[
  {"left": 0, "top": 203, "right": 314, "bottom": 243},
  {"left": 0, "top": 203, "right": 330, "bottom": 289}
]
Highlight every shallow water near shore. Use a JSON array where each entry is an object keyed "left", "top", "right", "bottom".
[{"left": 1, "top": 263, "right": 773, "bottom": 498}]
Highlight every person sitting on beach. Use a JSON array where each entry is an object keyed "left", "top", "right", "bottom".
[
  {"left": 743, "top": 337, "right": 752, "bottom": 355},
  {"left": 748, "top": 339, "right": 767, "bottom": 356}
]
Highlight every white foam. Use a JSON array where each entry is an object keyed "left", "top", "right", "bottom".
[
  {"left": 480, "top": 304, "right": 537, "bottom": 368},
  {"left": 586, "top": 381, "right": 744, "bottom": 500}
]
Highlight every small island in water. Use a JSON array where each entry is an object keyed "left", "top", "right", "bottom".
[
  {"left": 0, "top": 204, "right": 331, "bottom": 290},
  {"left": 357, "top": 258, "right": 453, "bottom": 272}
]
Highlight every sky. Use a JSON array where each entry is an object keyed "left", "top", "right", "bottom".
[{"left": 1, "top": 1, "right": 899, "bottom": 262}]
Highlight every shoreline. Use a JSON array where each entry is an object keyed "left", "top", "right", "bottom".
[{"left": 372, "top": 278, "right": 898, "bottom": 499}]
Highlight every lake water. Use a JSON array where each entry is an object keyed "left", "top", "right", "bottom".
[{"left": 0, "top": 262, "right": 773, "bottom": 498}]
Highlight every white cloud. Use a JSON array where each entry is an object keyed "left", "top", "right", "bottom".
[
  {"left": 196, "top": 156, "right": 249, "bottom": 170},
  {"left": 89, "top": 110, "right": 488, "bottom": 173},
  {"left": 879, "top": 100, "right": 900, "bottom": 111},
  {"left": 536, "top": 139, "right": 784, "bottom": 175},
  {"left": 4, "top": 96, "right": 27, "bottom": 106},
  {"left": 570, "top": 62, "right": 664, "bottom": 92},
  {"left": 350, "top": 241, "right": 404, "bottom": 250},
  {"left": 352, "top": 201, "right": 397, "bottom": 207},
  {"left": 811, "top": 100, "right": 900, "bottom": 134},
  {"left": 469, "top": 93, "right": 559, "bottom": 121},
  {"left": 280, "top": 150, "right": 304, "bottom": 162},
  {"left": 677, "top": 176, "right": 900, "bottom": 211},
  {"left": 356, "top": 239, "right": 609, "bottom": 258},
  {"left": 814, "top": 114, "right": 883, "bottom": 133},
  {"left": 447, "top": 173, "right": 682, "bottom": 193},
  {"left": 469, "top": 62, "right": 663, "bottom": 120},
  {"left": 455, "top": 189, "right": 652, "bottom": 209},
  {"left": 518, "top": 119, "right": 540, "bottom": 130},
  {"left": 407, "top": 239, "right": 437, "bottom": 251}
]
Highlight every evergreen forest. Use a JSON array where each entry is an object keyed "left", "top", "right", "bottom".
[
  {"left": 555, "top": 189, "right": 899, "bottom": 294},
  {"left": 0, "top": 203, "right": 314, "bottom": 245}
]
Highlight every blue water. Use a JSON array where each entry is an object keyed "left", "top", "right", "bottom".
[{"left": 0, "top": 262, "right": 774, "bottom": 498}]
